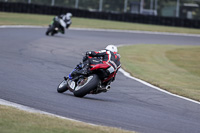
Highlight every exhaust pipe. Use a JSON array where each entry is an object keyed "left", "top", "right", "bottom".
[{"left": 106, "top": 85, "right": 111, "bottom": 90}]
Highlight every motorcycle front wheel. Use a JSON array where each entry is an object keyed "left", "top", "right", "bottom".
[
  {"left": 57, "top": 80, "right": 69, "bottom": 93},
  {"left": 73, "top": 74, "right": 100, "bottom": 97},
  {"left": 46, "top": 26, "right": 53, "bottom": 35}
]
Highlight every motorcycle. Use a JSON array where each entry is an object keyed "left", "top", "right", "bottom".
[
  {"left": 57, "top": 55, "right": 117, "bottom": 97},
  {"left": 46, "top": 16, "right": 66, "bottom": 36}
]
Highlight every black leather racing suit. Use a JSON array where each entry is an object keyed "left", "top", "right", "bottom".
[{"left": 86, "top": 49, "right": 121, "bottom": 82}]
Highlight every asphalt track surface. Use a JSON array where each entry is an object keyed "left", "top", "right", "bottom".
[{"left": 0, "top": 27, "right": 200, "bottom": 133}]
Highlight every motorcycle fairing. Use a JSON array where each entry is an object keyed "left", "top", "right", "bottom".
[
  {"left": 90, "top": 63, "right": 110, "bottom": 71},
  {"left": 89, "top": 63, "right": 116, "bottom": 83}
]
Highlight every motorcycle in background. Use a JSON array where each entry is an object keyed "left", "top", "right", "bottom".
[{"left": 46, "top": 16, "right": 66, "bottom": 36}]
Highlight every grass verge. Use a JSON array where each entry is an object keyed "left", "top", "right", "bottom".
[
  {"left": 0, "top": 105, "right": 134, "bottom": 133},
  {"left": 1, "top": 12, "right": 200, "bottom": 34},
  {"left": 118, "top": 44, "right": 200, "bottom": 102}
]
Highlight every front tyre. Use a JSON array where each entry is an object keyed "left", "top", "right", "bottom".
[
  {"left": 46, "top": 27, "right": 52, "bottom": 36},
  {"left": 46, "top": 25, "right": 55, "bottom": 36},
  {"left": 57, "top": 80, "right": 69, "bottom": 93},
  {"left": 73, "top": 74, "right": 100, "bottom": 97}
]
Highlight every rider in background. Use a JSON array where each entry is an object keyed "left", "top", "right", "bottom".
[
  {"left": 53, "top": 12, "right": 72, "bottom": 34},
  {"left": 59, "top": 13, "right": 72, "bottom": 29}
]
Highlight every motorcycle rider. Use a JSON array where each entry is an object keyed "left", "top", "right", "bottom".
[
  {"left": 76, "top": 45, "right": 121, "bottom": 92},
  {"left": 59, "top": 12, "right": 72, "bottom": 29},
  {"left": 47, "top": 12, "right": 72, "bottom": 35}
]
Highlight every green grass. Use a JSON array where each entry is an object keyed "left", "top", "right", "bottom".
[
  {"left": 0, "top": 105, "right": 134, "bottom": 133},
  {"left": 118, "top": 45, "right": 200, "bottom": 101},
  {"left": 1, "top": 12, "right": 200, "bottom": 34}
]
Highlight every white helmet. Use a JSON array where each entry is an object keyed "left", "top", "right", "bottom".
[
  {"left": 66, "top": 13, "right": 72, "bottom": 19},
  {"left": 105, "top": 45, "right": 118, "bottom": 53}
]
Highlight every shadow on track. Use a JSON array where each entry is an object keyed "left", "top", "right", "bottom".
[{"left": 58, "top": 92, "right": 117, "bottom": 102}]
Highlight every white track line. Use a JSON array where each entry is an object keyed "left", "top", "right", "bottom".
[
  {"left": 119, "top": 68, "right": 200, "bottom": 105},
  {"left": 0, "top": 25, "right": 45, "bottom": 28},
  {"left": 71, "top": 27, "right": 200, "bottom": 37},
  {"left": 0, "top": 99, "right": 97, "bottom": 126},
  {"left": 1, "top": 25, "right": 200, "bottom": 37}
]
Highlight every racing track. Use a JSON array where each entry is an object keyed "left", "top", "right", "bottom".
[{"left": 0, "top": 27, "right": 200, "bottom": 133}]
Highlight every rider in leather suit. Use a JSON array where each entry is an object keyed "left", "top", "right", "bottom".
[
  {"left": 54, "top": 12, "right": 72, "bottom": 34},
  {"left": 80, "top": 45, "right": 121, "bottom": 89}
]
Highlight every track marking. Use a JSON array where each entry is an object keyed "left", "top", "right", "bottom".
[
  {"left": 0, "top": 99, "right": 97, "bottom": 126},
  {"left": 1, "top": 25, "right": 200, "bottom": 37},
  {"left": 71, "top": 27, "right": 200, "bottom": 37},
  {"left": 119, "top": 68, "right": 200, "bottom": 105}
]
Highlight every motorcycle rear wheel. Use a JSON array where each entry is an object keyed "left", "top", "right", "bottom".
[
  {"left": 57, "top": 80, "right": 69, "bottom": 93},
  {"left": 73, "top": 74, "right": 100, "bottom": 97}
]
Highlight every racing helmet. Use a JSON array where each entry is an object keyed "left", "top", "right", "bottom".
[
  {"left": 66, "top": 13, "right": 72, "bottom": 19},
  {"left": 105, "top": 45, "right": 118, "bottom": 53}
]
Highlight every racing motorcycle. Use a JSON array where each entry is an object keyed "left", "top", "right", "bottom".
[
  {"left": 57, "top": 55, "right": 116, "bottom": 97},
  {"left": 46, "top": 16, "right": 66, "bottom": 36}
]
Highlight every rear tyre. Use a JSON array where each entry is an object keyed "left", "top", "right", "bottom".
[
  {"left": 57, "top": 80, "right": 69, "bottom": 93},
  {"left": 73, "top": 74, "right": 100, "bottom": 97}
]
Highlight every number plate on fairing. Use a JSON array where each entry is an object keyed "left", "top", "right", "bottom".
[
  {"left": 107, "top": 66, "right": 114, "bottom": 73},
  {"left": 68, "top": 80, "right": 75, "bottom": 89}
]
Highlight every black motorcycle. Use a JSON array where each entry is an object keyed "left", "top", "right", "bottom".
[
  {"left": 46, "top": 17, "right": 65, "bottom": 36},
  {"left": 57, "top": 56, "right": 117, "bottom": 97}
]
